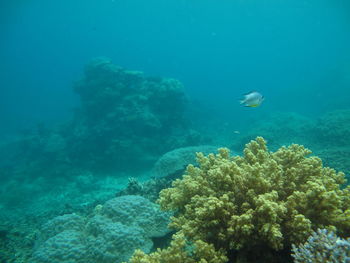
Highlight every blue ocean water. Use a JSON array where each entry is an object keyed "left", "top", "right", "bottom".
[
  {"left": 0, "top": 0, "right": 350, "bottom": 262},
  {"left": 1, "top": 0, "right": 350, "bottom": 135}
]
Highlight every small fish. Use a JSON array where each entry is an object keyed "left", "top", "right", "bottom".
[{"left": 240, "top": 91, "right": 264, "bottom": 107}]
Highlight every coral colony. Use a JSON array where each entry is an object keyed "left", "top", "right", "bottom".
[{"left": 126, "top": 137, "right": 350, "bottom": 263}]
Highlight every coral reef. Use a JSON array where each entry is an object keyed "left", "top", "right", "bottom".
[
  {"left": 310, "top": 110, "right": 350, "bottom": 179},
  {"left": 4, "top": 58, "right": 203, "bottom": 179},
  {"left": 292, "top": 229, "right": 350, "bottom": 263},
  {"left": 313, "top": 110, "right": 350, "bottom": 148},
  {"left": 2, "top": 58, "right": 350, "bottom": 263},
  {"left": 67, "top": 57, "right": 202, "bottom": 171},
  {"left": 315, "top": 147, "right": 350, "bottom": 181},
  {"left": 31, "top": 195, "right": 171, "bottom": 263},
  {"left": 149, "top": 137, "right": 350, "bottom": 262},
  {"left": 231, "top": 112, "right": 315, "bottom": 152},
  {"left": 9, "top": 126, "right": 71, "bottom": 180},
  {"left": 0, "top": 218, "right": 36, "bottom": 263},
  {"left": 0, "top": 59, "right": 206, "bottom": 262}
]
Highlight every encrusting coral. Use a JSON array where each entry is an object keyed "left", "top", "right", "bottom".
[{"left": 129, "top": 137, "right": 350, "bottom": 262}]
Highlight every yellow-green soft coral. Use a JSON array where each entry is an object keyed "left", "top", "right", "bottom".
[
  {"left": 128, "top": 232, "right": 227, "bottom": 263},
  {"left": 159, "top": 137, "right": 350, "bottom": 254}
]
